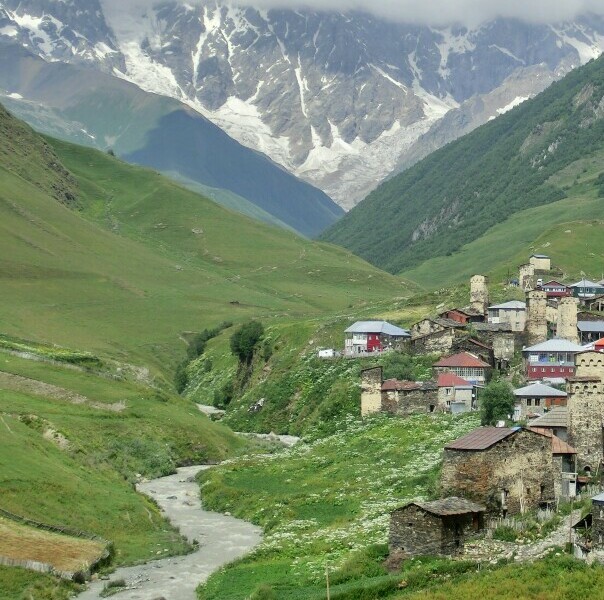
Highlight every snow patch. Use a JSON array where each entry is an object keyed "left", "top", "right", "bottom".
[{"left": 496, "top": 96, "right": 530, "bottom": 115}]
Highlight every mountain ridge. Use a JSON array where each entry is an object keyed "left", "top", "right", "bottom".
[
  {"left": 2, "top": 0, "right": 604, "bottom": 207},
  {"left": 0, "top": 40, "right": 342, "bottom": 236},
  {"left": 321, "top": 54, "right": 604, "bottom": 275}
]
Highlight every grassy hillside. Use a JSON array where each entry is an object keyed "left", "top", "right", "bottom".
[
  {"left": 0, "top": 41, "right": 342, "bottom": 236},
  {"left": 400, "top": 147, "right": 604, "bottom": 287},
  {"left": 322, "top": 54, "right": 604, "bottom": 275},
  {"left": 0, "top": 103, "right": 405, "bottom": 376},
  {"left": 198, "top": 413, "right": 479, "bottom": 600}
]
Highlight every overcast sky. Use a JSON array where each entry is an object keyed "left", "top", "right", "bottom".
[
  {"left": 244, "top": 0, "right": 604, "bottom": 26},
  {"left": 106, "top": 0, "right": 604, "bottom": 27}
]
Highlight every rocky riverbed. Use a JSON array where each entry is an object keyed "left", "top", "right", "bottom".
[{"left": 77, "top": 465, "right": 261, "bottom": 600}]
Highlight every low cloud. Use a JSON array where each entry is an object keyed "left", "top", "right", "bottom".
[
  {"left": 108, "top": 0, "right": 604, "bottom": 27},
  {"left": 245, "top": 0, "right": 604, "bottom": 26}
]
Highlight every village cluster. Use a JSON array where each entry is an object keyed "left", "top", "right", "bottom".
[{"left": 337, "top": 254, "right": 604, "bottom": 562}]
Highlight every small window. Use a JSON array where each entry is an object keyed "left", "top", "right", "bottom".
[
  {"left": 429, "top": 405, "right": 435, "bottom": 413},
  {"left": 527, "top": 399, "right": 532, "bottom": 407},
  {"left": 407, "top": 522, "right": 413, "bottom": 528},
  {"left": 535, "top": 399, "right": 541, "bottom": 407}
]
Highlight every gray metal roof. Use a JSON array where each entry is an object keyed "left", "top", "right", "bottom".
[
  {"left": 514, "top": 383, "right": 567, "bottom": 398},
  {"left": 592, "top": 493, "right": 604, "bottom": 503},
  {"left": 523, "top": 338, "right": 585, "bottom": 353},
  {"left": 344, "top": 321, "right": 410, "bottom": 336},
  {"left": 488, "top": 301, "right": 526, "bottom": 310},
  {"left": 531, "top": 254, "right": 550, "bottom": 259},
  {"left": 578, "top": 321, "right": 604, "bottom": 333},
  {"left": 570, "top": 279, "right": 600, "bottom": 288},
  {"left": 529, "top": 406, "right": 568, "bottom": 428}
]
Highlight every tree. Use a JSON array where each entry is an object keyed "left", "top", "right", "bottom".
[
  {"left": 230, "top": 320, "right": 264, "bottom": 364},
  {"left": 479, "top": 379, "right": 516, "bottom": 426}
]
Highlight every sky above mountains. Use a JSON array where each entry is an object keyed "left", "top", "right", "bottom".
[{"left": 107, "top": 0, "right": 604, "bottom": 27}]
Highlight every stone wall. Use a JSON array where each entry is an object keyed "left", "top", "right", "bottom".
[
  {"left": 557, "top": 297, "right": 579, "bottom": 343},
  {"left": 389, "top": 505, "right": 443, "bottom": 556},
  {"left": 492, "top": 334, "right": 516, "bottom": 369},
  {"left": 567, "top": 380, "right": 604, "bottom": 468},
  {"left": 519, "top": 263, "right": 535, "bottom": 291},
  {"left": 411, "top": 319, "right": 444, "bottom": 339},
  {"left": 361, "top": 366, "right": 383, "bottom": 416},
  {"left": 530, "top": 256, "right": 551, "bottom": 271},
  {"left": 526, "top": 291, "right": 548, "bottom": 346},
  {"left": 470, "top": 275, "right": 489, "bottom": 316},
  {"left": 382, "top": 387, "right": 439, "bottom": 416},
  {"left": 389, "top": 505, "right": 480, "bottom": 557},
  {"left": 410, "top": 329, "right": 455, "bottom": 354},
  {"left": 592, "top": 501, "right": 604, "bottom": 547},
  {"left": 440, "top": 429, "right": 555, "bottom": 515}
]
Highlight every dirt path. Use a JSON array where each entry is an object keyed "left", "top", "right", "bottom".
[
  {"left": 0, "top": 371, "right": 125, "bottom": 411},
  {"left": 77, "top": 466, "right": 262, "bottom": 600}
]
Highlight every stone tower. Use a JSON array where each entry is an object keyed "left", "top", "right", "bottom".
[
  {"left": 519, "top": 263, "right": 535, "bottom": 291},
  {"left": 526, "top": 290, "right": 548, "bottom": 346},
  {"left": 470, "top": 275, "right": 489, "bottom": 316},
  {"left": 567, "top": 351, "right": 604, "bottom": 469},
  {"left": 556, "top": 297, "right": 579, "bottom": 343},
  {"left": 361, "top": 366, "right": 383, "bottom": 417}
]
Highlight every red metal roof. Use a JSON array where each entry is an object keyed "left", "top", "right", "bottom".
[
  {"left": 445, "top": 427, "right": 518, "bottom": 450},
  {"left": 437, "top": 373, "right": 472, "bottom": 388},
  {"left": 434, "top": 352, "right": 491, "bottom": 368}
]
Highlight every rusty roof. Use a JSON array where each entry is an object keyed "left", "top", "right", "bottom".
[
  {"left": 408, "top": 497, "right": 486, "bottom": 516},
  {"left": 433, "top": 352, "right": 491, "bottom": 368},
  {"left": 528, "top": 427, "right": 576, "bottom": 454},
  {"left": 445, "top": 426, "right": 519, "bottom": 450},
  {"left": 381, "top": 379, "right": 420, "bottom": 391}
]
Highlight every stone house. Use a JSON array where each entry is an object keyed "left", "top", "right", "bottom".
[
  {"left": 410, "top": 328, "right": 456, "bottom": 354},
  {"left": 433, "top": 352, "right": 491, "bottom": 384},
  {"left": 410, "top": 317, "right": 465, "bottom": 339},
  {"left": 487, "top": 301, "right": 527, "bottom": 332},
  {"left": 513, "top": 382, "right": 568, "bottom": 420},
  {"left": 437, "top": 373, "right": 474, "bottom": 413},
  {"left": 529, "top": 427, "right": 577, "bottom": 499},
  {"left": 441, "top": 427, "right": 555, "bottom": 515},
  {"left": 539, "top": 280, "right": 572, "bottom": 300},
  {"left": 389, "top": 497, "right": 485, "bottom": 558},
  {"left": 566, "top": 350, "right": 604, "bottom": 471},
  {"left": 360, "top": 366, "right": 438, "bottom": 417},
  {"left": 529, "top": 254, "right": 551, "bottom": 271}
]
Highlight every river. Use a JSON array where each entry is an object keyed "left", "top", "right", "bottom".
[{"left": 77, "top": 465, "right": 262, "bottom": 600}]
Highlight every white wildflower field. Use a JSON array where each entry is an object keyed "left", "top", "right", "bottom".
[{"left": 199, "top": 412, "right": 480, "bottom": 599}]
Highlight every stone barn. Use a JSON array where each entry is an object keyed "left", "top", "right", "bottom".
[
  {"left": 441, "top": 427, "right": 555, "bottom": 515},
  {"left": 389, "top": 497, "right": 485, "bottom": 558},
  {"left": 360, "top": 366, "right": 438, "bottom": 417}
]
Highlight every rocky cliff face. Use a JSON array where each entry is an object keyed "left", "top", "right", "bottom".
[{"left": 2, "top": 0, "right": 604, "bottom": 208}]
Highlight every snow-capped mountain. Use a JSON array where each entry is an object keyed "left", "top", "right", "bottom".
[{"left": 1, "top": 0, "right": 604, "bottom": 208}]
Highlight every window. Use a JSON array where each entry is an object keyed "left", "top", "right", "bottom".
[
  {"left": 534, "top": 399, "right": 541, "bottom": 407},
  {"left": 446, "top": 388, "right": 452, "bottom": 396},
  {"left": 446, "top": 400, "right": 451, "bottom": 407},
  {"left": 527, "top": 399, "right": 532, "bottom": 406}
]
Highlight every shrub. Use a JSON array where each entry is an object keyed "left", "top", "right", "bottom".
[
  {"left": 230, "top": 321, "right": 264, "bottom": 364},
  {"left": 174, "top": 360, "right": 189, "bottom": 393}
]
